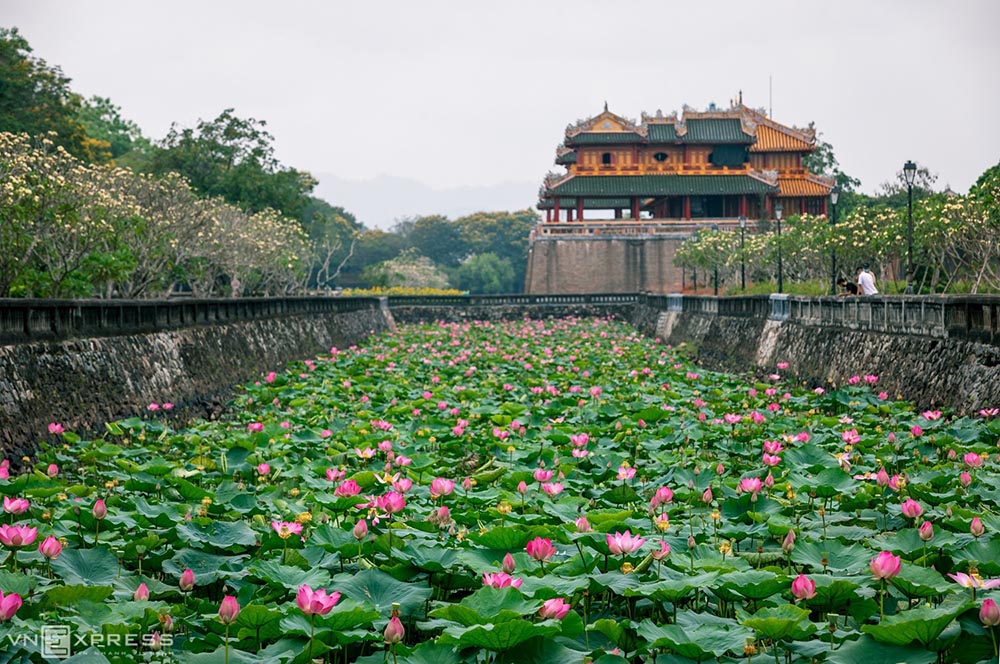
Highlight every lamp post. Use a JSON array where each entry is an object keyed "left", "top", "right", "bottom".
[
  {"left": 710, "top": 223, "right": 719, "bottom": 296},
  {"left": 774, "top": 202, "right": 784, "bottom": 294},
  {"left": 829, "top": 186, "right": 840, "bottom": 295},
  {"left": 738, "top": 216, "right": 747, "bottom": 291},
  {"left": 903, "top": 160, "right": 917, "bottom": 294},
  {"left": 691, "top": 231, "right": 699, "bottom": 293}
]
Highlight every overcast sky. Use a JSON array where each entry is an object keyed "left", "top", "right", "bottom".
[{"left": 6, "top": 0, "right": 999, "bottom": 197}]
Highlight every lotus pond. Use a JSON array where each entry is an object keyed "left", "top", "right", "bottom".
[{"left": 2, "top": 317, "right": 1000, "bottom": 663}]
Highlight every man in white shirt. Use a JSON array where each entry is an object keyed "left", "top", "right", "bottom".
[{"left": 858, "top": 265, "right": 878, "bottom": 295}]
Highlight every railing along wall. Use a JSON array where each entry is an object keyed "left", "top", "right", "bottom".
[
  {"left": 0, "top": 297, "right": 382, "bottom": 345},
  {"left": 386, "top": 294, "right": 640, "bottom": 307},
  {"left": 636, "top": 293, "right": 1000, "bottom": 344}
]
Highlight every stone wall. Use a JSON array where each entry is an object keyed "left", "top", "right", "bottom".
[
  {"left": 525, "top": 236, "right": 685, "bottom": 294},
  {"left": 0, "top": 307, "right": 393, "bottom": 461},
  {"left": 391, "top": 303, "right": 635, "bottom": 325},
  {"left": 631, "top": 299, "right": 1000, "bottom": 413}
]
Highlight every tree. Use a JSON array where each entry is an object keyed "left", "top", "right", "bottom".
[
  {"left": 77, "top": 95, "right": 151, "bottom": 163},
  {"left": 408, "top": 215, "right": 467, "bottom": 267},
  {"left": 803, "top": 135, "right": 861, "bottom": 192},
  {"left": 454, "top": 253, "right": 516, "bottom": 294},
  {"left": 362, "top": 248, "right": 449, "bottom": 289},
  {"left": 454, "top": 210, "right": 539, "bottom": 292},
  {"left": 300, "top": 198, "right": 361, "bottom": 290},
  {"left": 147, "top": 108, "right": 316, "bottom": 220},
  {"left": 0, "top": 27, "right": 90, "bottom": 159}
]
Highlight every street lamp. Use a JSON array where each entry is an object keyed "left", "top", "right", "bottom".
[
  {"left": 774, "top": 202, "right": 784, "bottom": 294},
  {"left": 710, "top": 223, "right": 719, "bottom": 296},
  {"left": 903, "top": 160, "right": 917, "bottom": 294},
  {"left": 738, "top": 216, "right": 747, "bottom": 291},
  {"left": 830, "top": 186, "right": 840, "bottom": 295}
]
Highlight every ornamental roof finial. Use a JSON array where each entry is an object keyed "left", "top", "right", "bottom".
[{"left": 604, "top": 100, "right": 608, "bottom": 112}]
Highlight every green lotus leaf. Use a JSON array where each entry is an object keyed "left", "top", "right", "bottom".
[
  {"left": 861, "top": 597, "right": 973, "bottom": 647},
  {"left": 333, "top": 568, "right": 432, "bottom": 618},
  {"left": 437, "top": 619, "right": 561, "bottom": 651},
  {"left": 50, "top": 547, "right": 120, "bottom": 586},
  {"left": 741, "top": 603, "right": 815, "bottom": 641}
]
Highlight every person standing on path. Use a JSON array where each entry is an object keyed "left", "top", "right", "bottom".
[{"left": 858, "top": 265, "right": 878, "bottom": 295}]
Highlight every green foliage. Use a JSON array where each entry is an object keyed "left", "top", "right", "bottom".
[
  {"left": 76, "top": 96, "right": 151, "bottom": 163},
  {"left": 454, "top": 253, "right": 516, "bottom": 294}
]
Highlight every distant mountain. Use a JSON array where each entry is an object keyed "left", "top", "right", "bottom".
[{"left": 313, "top": 174, "right": 540, "bottom": 229}]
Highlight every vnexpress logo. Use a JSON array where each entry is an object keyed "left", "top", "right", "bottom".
[{"left": 41, "top": 625, "right": 71, "bottom": 659}]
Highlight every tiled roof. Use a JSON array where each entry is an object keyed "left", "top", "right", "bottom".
[
  {"left": 537, "top": 197, "right": 631, "bottom": 209},
  {"left": 567, "top": 132, "right": 644, "bottom": 145},
  {"left": 555, "top": 151, "right": 577, "bottom": 165},
  {"left": 778, "top": 177, "right": 834, "bottom": 197},
  {"left": 646, "top": 124, "right": 678, "bottom": 142},
  {"left": 548, "top": 175, "right": 778, "bottom": 197},
  {"left": 750, "top": 124, "right": 814, "bottom": 152},
  {"left": 684, "top": 119, "right": 754, "bottom": 144}
]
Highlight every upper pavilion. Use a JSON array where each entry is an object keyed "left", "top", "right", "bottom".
[{"left": 537, "top": 101, "right": 835, "bottom": 227}]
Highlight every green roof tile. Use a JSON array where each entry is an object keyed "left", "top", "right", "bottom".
[
  {"left": 646, "top": 124, "right": 678, "bottom": 142},
  {"left": 567, "top": 132, "right": 644, "bottom": 145},
  {"left": 684, "top": 119, "right": 753, "bottom": 144},
  {"left": 548, "top": 175, "right": 777, "bottom": 197},
  {"left": 555, "top": 151, "right": 577, "bottom": 164},
  {"left": 537, "top": 197, "right": 631, "bottom": 209}
]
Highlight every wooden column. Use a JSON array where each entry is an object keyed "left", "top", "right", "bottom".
[
  {"left": 553, "top": 197, "right": 561, "bottom": 222},
  {"left": 739, "top": 195, "right": 748, "bottom": 217},
  {"left": 576, "top": 198, "right": 584, "bottom": 223},
  {"left": 568, "top": 209, "right": 574, "bottom": 222},
  {"left": 800, "top": 198, "right": 805, "bottom": 215},
  {"left": 823, "top": 197, "right": 828, "bottom": 217},
  {"left": 546, "top": 209, "right": 552, "bottom": 222},
  {"left": 684, "top": 196, "right": 691, "bottom": 220},
  {"left": 614, "top": 209, "right": 622, "bottom": 219},
  {"left": 631, "top": 197, "right": 640, "bottom": 220}
]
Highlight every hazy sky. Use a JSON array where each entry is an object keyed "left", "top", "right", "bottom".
[{"left": 5, "top": 0, "right": 1000, "bottom": 196}]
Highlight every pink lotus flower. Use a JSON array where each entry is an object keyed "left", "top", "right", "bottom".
[
  {"left": 541, "top": 482, "right": 564, "bottom": 497},
  {"left": 48, "top": 423, "right": 64, "bottom": 435},
  {"left": 870, "top": 551, "right": 901, "bottom": 580},
  {"left": 2, "top": 497, "right": 29, "bottom": 515},
  {"left": 791, "top": 574, "right": 816, "bottom": 600},
  {"left": 334, "top": 479, "right": 361, "bottom": 497},
  {"left": 981, "top": 599, "right": 1000, "bottom": 627},
  {"left": 762, "top": 453, "right": 781, "bottom": 467},
  {"left": 92, "top": 499, "right": 107, "bottom": 520},
  {"left": 607, "top": 530, "right": 645, "bottom": 556},
  {"left": 482, "top": 572, "right": 522, "bottom": 589},
  {"left": 724, "top": 413, "right": 742, "bottom": 425},
  {"left": 218, "top": 596, "right": 240, "bottom": 624},
  {"left": 248, "top": 422, "right": 264, "bottom": 433},
  {"left": 964, "top": 452, "right": 984, "bottom": 468},
  {"left": 179, "top": 569, "right": 195, "bottom": 592},
  {"left": 971, "top": 517, "right": 985, "bottom": 538},
  {"left": 384, "top": 615, "right": 405, "bottom": 644},
  {"left": 654, "top": 486, "right": 674, "bottom": 505},
  {"left": 533, "top": 468, "right": 553, "bottom": 483},
  {"left": 0, "top": 524, "right": 37, "bottom": 548},
  {"left": 502, "top": 553, "right": 516, "bottom": 574},
  {"left": 355, "top": 447, "right": 376, "bottom": 460},
  {"left": 517, "top": 481, "right": 529, "bottom": 495},
  {"left": 272, "top": 521, "right": 303, "bottom": 539},
  {"left": 876, "top": 467, "right": 890, "bottom": 487},
  {"left": 353, "top": 519, "right": 368, "bottom": 540},
  {"left": 960, "top": 471, "right": 973, "bottom": 488},
  {"left": 574, "top": 516, "right": 591, "bottom": 533},
  {"left": 617, "top": 465, "right": 636, "bottom": 481},
  {"left": 539, "top": 597, "right": 571, "bottom": 620},
  {"left": 949, "top": 572, "right": 1000, "bottom": 590},
  {"left": 569, "top": 433, "right": 589, "bottom": 447},
  {"left": 0, "top": 591, "right": 21, "bottom": 621},
  {"left": 393, "top": 477, "right": 413, "bottom": 492},
  {"left": 918, "top": 521, "right": 934, "bottom": 542},
  {"left": 900, "top": 498, "right": 924, "bottom": 520},
  {"left": 782, "top": 529, "right": 796, "bottom": 554},
  {"left": 738, "top": 477, "right": 763, "bottom": 495},
  {"left": 47, "top": 464, "right": 58, "bottom": 477},
  {"left": 921, "top": 409, "right": 942, "bottom": 421},
  {"left": 910, "top": 425, "right": 923, "bottom": 437},
  {"left": 38, "top": 535, "right": 62, "bottom": 560},
  {"left": 134, "top": 583, "right": 150, "bottom": 601},
  {"left": 326, "top": 467, "right": 345, "bottom": 482},
  {"left": 526, "top": 537, "right": 556, "bottom": 562},
  {"left": 430, "top": 478, "right": 455, "bottom": 498},
  {"left": 652, "top": 541, "right": 671, "bottom": 561},
  {"left": 297, "top": 584, "right": 341, "bottom": 616},
  {"left": 257, "top": 463, "right": 270, "bottom": 476},
  {"left": 376, "top": 492, "right": 406, "bottom": 514},
  {"left": 162, "top": 402, "right": 174, "bottom": 410},
  {"left": 701, "top": 487, "right": 713, "bottom": 504},
  {"left": 841, "top": 429, "right": 861, "bottom": 445},
  {"left": 763, "top": 440, "right": 784, "bottom": 455}
]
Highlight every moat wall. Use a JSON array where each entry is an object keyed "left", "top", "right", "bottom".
[
  {"left": 0, "top": 299, "right": 393, "bottom": 460},
  {"left": 3, "top": 293, "right": 1000, "bottom": 459}
]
